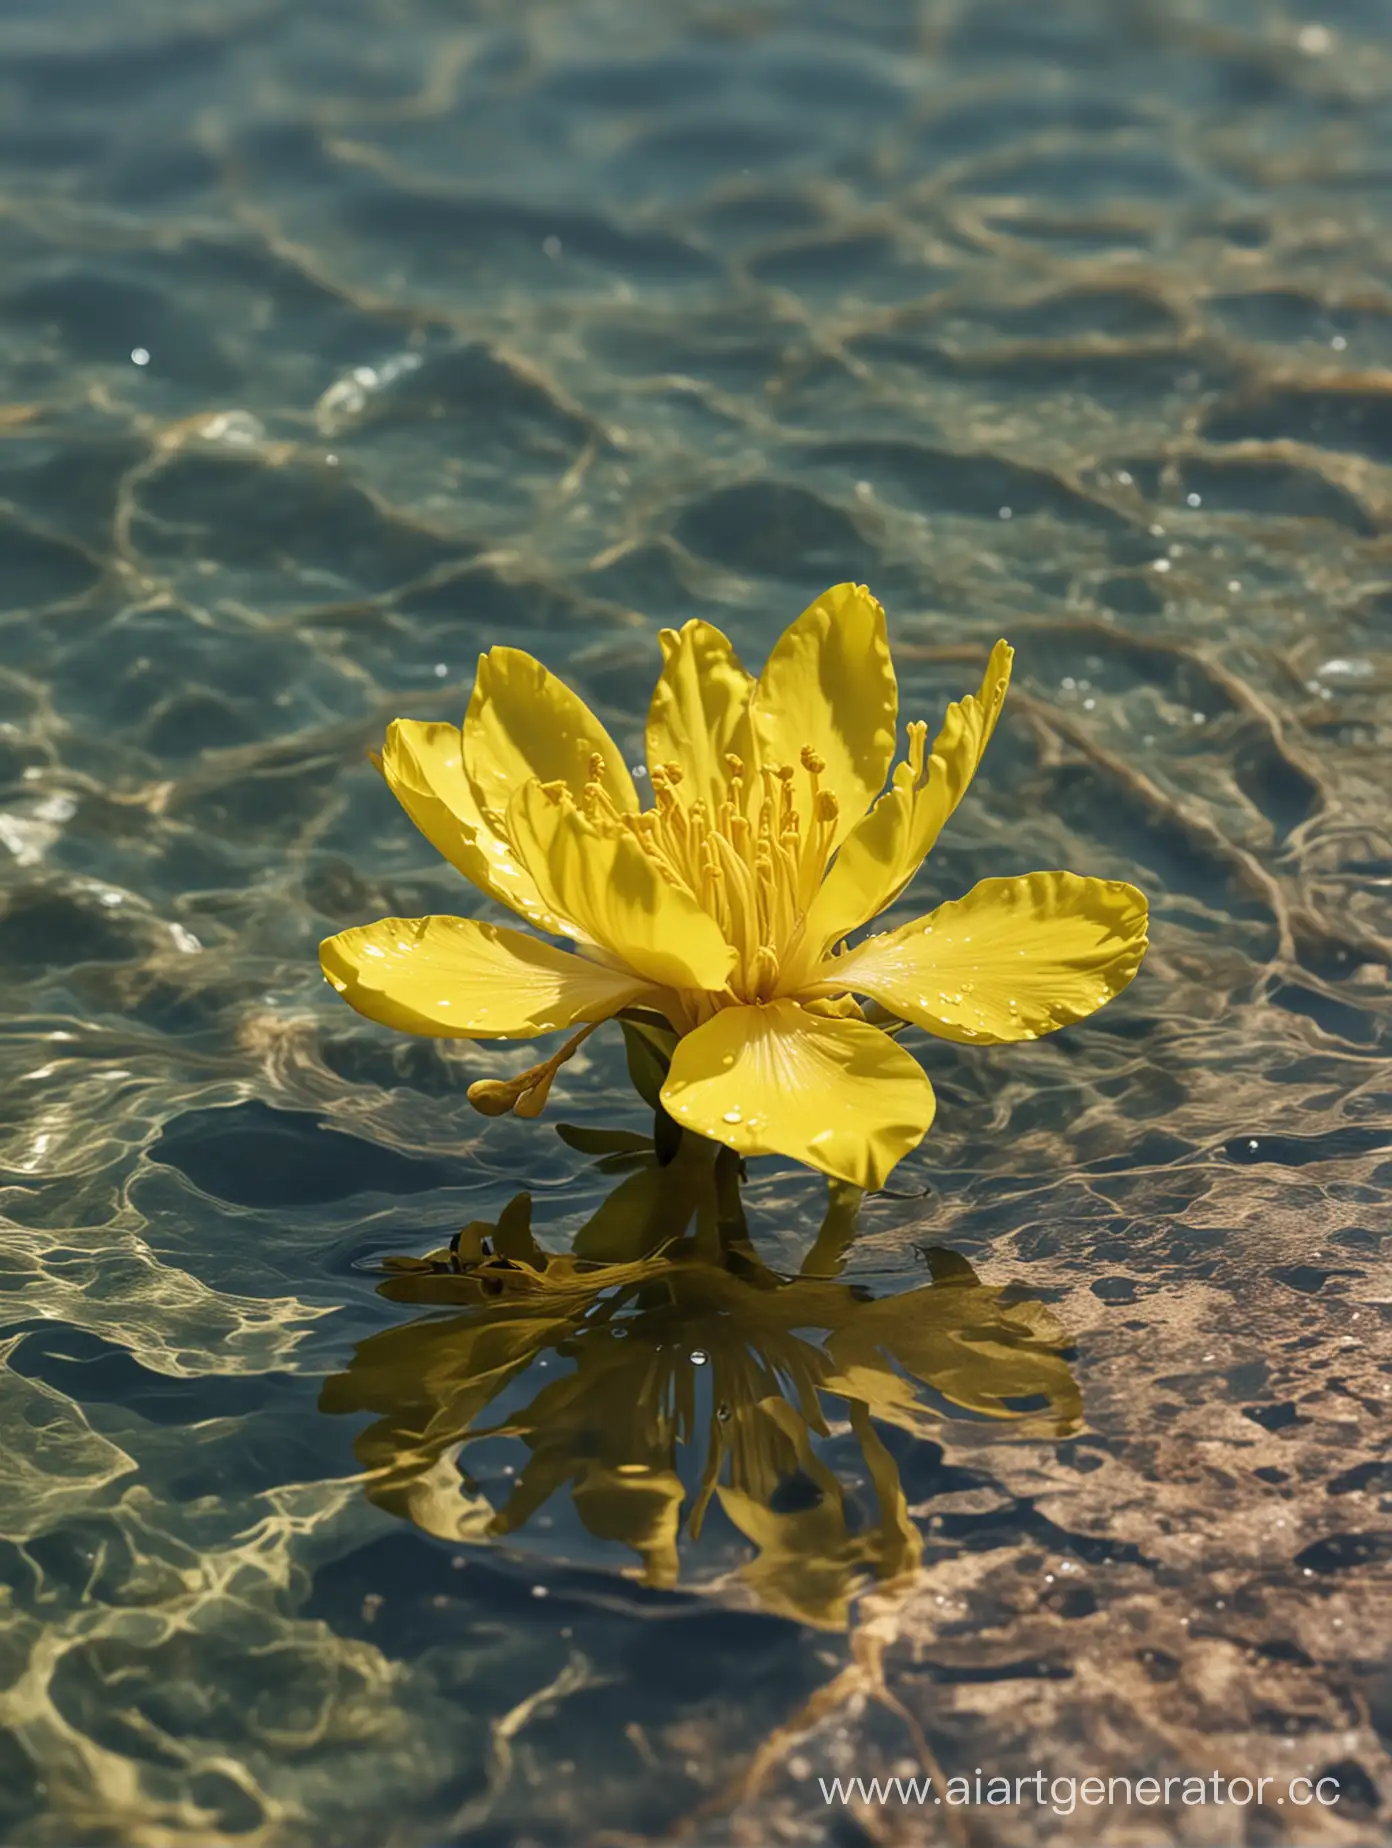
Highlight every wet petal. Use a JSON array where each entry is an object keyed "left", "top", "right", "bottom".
[
  {"left": 645, "top": 619, "right": 756, "bottom": 810},
  {"left": 320, "top": 914, "right": 651, "bottom": 1038},
  {"left": 463, "top": 647, "right": 638, "bottom": 828},
  {"left": 379, "top": 719, "right": 569, "bottom": 935},
  {"left": 827, "top": 871, "right": 1148, "bottom": 1044},
  {"left": 660, "top": 1000, "right": 935, "bottom": 1189},
  {"left": 507, "top": 781, "right": 737, "bottom": 994},
  {"left": 802, "top": 640, "right": 1012, "bottom": 956},
  {"left": 750, "top": 583, "right": 897, "bottom": 845}
]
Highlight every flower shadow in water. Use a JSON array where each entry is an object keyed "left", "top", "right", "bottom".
[{"left": 322, "top": 1142, "right": 1081, "bottom": 1629}]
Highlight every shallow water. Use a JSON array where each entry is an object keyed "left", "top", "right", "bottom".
[{"left": 1, "top": 0, "right": 1390, "bottom": 1841}]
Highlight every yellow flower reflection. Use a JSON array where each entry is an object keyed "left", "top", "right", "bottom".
[
  {"left": 321, "top": 1156, "right": 1081, "bottom": 1630},
  {"left": 320, "top": 584, "right": 1147, "bottom": 1187}
]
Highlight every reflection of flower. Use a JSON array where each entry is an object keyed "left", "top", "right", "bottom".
[
  {"left": 320, "top": 584, "right": 1147, "bottom": 1186},
  {"left": 321, "top": 1152, "right": 1081, "bottom": 1629}
]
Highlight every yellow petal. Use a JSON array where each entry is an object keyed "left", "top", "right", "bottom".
[
  {"left": 827, "top": 871, "right": 1148, "bottom": 1044},
  {"left": 801, "top": 640, "right": 1012, "bottom": 958},
  {"left": 660, "top": 1000, "right": 935, "bottom": 1189},
  {"left": 750, "top": 583, "right": 897, "bottom": 845},
  {"left": 379, "top": 719, "right": 569, "bottom": 935},
  {"left": 645, "top": 619, "right": 756, "bottom": 810},
  {"left": 507, "top": 781, "right": 737, "bottom": 994},
  {"left": 320, "top": 914, "right": 650, "bottom": 1038},
  {"left": 463, "top": 647, "right": 638, "bottom": 828}
]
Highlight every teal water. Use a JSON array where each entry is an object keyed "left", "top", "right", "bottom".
[{"left": 1, "top": 1, "right": 1390, "bottom": 1842}]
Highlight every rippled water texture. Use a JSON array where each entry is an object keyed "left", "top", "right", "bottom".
[{"left": 1, "top": 0, "right": 1390, "bottom": 1841}]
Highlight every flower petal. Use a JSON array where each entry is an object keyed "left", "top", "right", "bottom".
[
  {"left": 379, "top": 719, "right": 570, "bottom": 935},
  {"left": 660, "top": 1000, "right": 935, "bottom": 1189},
  {"left": 463, "top": 647, "right": 638, "bottom": 829},
  {"left": 827, "top": 871, "right": 1148, "bottom": 1044},
  {"left": 645, "top": 619, "right": 756, "bottom": 810},
  {"left": 800, "top": 640, "right": 1012, "bottom": 958},
  {"left": 750, "top": 583, "right": 897, "bottom": 846},
  {"left": 320, "top": 914, "right": 650, "bottom": 1038},
  {"left": 507, "top": 781, "right": 737, "bottom": 993}
]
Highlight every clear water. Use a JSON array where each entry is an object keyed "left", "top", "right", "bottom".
[{"left": 1, "top": 0, "right": 1389, "bottom": 1841}]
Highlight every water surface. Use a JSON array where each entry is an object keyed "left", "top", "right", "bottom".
[{"left": 1, "top": 0, "right": 1390, "bottom": 1841}]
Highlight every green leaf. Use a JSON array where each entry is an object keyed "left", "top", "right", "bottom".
[
  {"left": 556, "top": 1123, "right": 655, "bottom": 1157},
  {"left": 492, "top": 1194, "right": 543, "bottom": 1265},
  {"left": 621, "top": 1017, "right": 676, "bottom": 1111},
  {"left": 653, "top": 1101, "right": 683, "bottom": 1166}
]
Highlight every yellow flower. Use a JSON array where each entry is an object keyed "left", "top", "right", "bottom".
[{"left": 320, "top": 583, "right": 1147, "bottom": 1188}]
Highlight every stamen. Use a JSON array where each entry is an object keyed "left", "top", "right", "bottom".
[
  {"left": 712, "top": 831, "right": 759, "bottom": 970},
  {"left": 906, "top": 720, "right": 928, "bottom": 784},
  {"left": 467, "top": 1023, "right": 597, "bottom": 1120},
  {"left": 588, "top": 752, "right": 606, "bottom": 782},
  {"left": 584, "top": 779, "right": 624, "bottom": 825},
  {"left": 753, "top": 846, "right": 783, "bottom": 945},
  {"left": 661, "top": 761, "right": 685, "bottom": 786},
  {"left": 778, "top": 771, "right": 796, "bottom": 829},
  {"left": 799, "top": 746, "right": 825, "bottom": 775},
  {"left": 748, "top": 944, "right": 780, "bottom": 1001}
]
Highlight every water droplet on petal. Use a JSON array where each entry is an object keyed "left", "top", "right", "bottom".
[
  {"left": 722, "top": 1107, "right": 742, "bottom": 1124},
  {"left": 691, "top": 1349, "right": 709, "bottom": 1366}
]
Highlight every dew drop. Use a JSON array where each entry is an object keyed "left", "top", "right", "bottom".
[
  {"left": 691, "top": 1349, "right": 710, "bottom": 1366},
  {"left": 716, "top": 1402, "right": 732, "bottom": 1422},
  {"left": 722, "top": 1107, "right": 742, "bottom": 1124}
]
